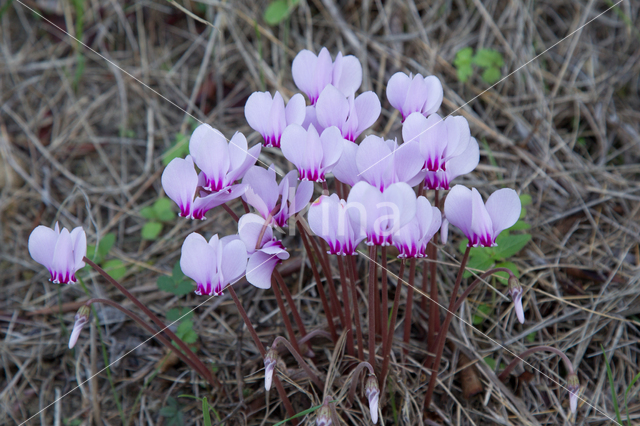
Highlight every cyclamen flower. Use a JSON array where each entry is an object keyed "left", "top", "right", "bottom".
[
  {"left": 332, "top": 135, "right": 424, "bottom": 190},
  {"left": 347, "top": 182, "right": 417, "bottom": 246},
  {"left": 292, "top": 47, "right": 362, "bottom": 104},
  {"left": 263, "top": 347, "right": 278, "bottom": 391},
  {"left": 189, "top": 124, "right": 261, "bottom": 191},
  {"left": 403, "top": 112, "right": 471, "bottom": 172},
  {"left": 444, "top": 186, "right": 520, "bottom": 247},
  {"left": 180, "top": 233, "right": 247, "bottom": 296},
  {"left": 393, "top": 196, "right": 441, "bottom": 258},
  {"left": 161, "top": 155, "right": 247, "bottom": 220},
  {"left": 281, "top": 124, "right": 343, "bottom": 182},
  {"left": 28, "top": 223, "right": 87, "bottom": 284},
  {"left": 245, "top": 91, "right": 306, "bottom": 148},
  {"left": 508, "top": 275, "right": 525, "bottom": 324},
  {"left": 243, "top": 166, "right": 313, "bottom": 227},
  {"left": 69, "top": 305, "right": 90, "bottom": 349},
  {"left": 364, "top": 376, "right": 380, "bottom": 424},
  {"left": 308, "top": 194, "right": 366, "bottom": 255},
  {"left": 423, "top": 137, "right": 479, "bottom": 190},
  {"left": 567, "top": 373, "right": 580, "bottom": 413},
  {"left": 238, "top": 214, "right": 290, "bottom": 289},
  {"left": 315, "top": 84, "right": 381, "bottom": 141},
  {"left": 386, "top": 72, "right": 443, "bottom": 121}
]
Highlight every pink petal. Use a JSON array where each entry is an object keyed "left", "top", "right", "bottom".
[
  {"left": 415, "top": 196, "right": 434, "bottom": 236},
  {"left": 381, "top": 182, "right": 417, "bottom": 231},
  {"left": 220, "top": 239, "right": 248, "bottom": 284},
  {"left": 308, "top": 195, "right": 336, "bottom": 242},
  {"left": 401, "top": 112, "right": 427, "bottom": 144},
  {"left": 51, "top": 228, "right": 73, "bottom": 283},
  {"left": 319, "top": 126, "right": 344, "bottom": 173},
  {"left": 422, "top": 75, "right": 443, "bottom": 116},
  {"left": 331, "top": 139, "right": 359, "bottom": 186},
  {"left": 246, "top": 251, "right": 278, "bottom": 289},
  {"left": 347, "top": 181, "right": 380, "bottom": 238},
  {"left": 402, "top": 74, "right": 428, "bottom": 118},
  {"left": 245, "top": 92, "right": 273, "bottom": 135},
  {"left": 268, "top": 92, "right": 287, "bottom": 144},
  {"left": 313, "top": 48, "right": 333, "bottom": 103},
  {"left": 316, "top": 85, "right": 349, "bottom": 130},
  {"left": 292, "top": 50, "right": 317, "bottom": 100},
  {"left": 280, "top": 124, "right": 308, "bottom": 171},
  {"left": 469, "top": 188, "right": 493, "bottom": 245},
  {"left": 354, "top": 91, "right": 381, "bottom": 137},
  {"left": 446, "top": 137, "right": 479, "bottom": 181},
  {"left": 285, "top": 93, "right": 306, "bottom": 126},
  {"left": 392, "top": 140, "right": 424, "bottom": 184},
  {"left": 28, "top": 225, "right": 58, "bottom": 270},
  {"left": 440, "top": 218, "right": 450, "bottom": 244},
  {"left": 484, "top": 188, "right": 521, "bottom": 238},
  {"left": 180, "top": 233, "right": 216, "bottom": 287},
  {"left": 189, "top": 124, "right": 230, "bottom": 189},
  {"left": 238, "top": 213, "right": 274, "bottom": 254},
  {"left": 443, "top": 185, "right": 473, "bottom": 240},
  {"left": 356, "top": 135, "right": 393, "bottom": 191},
  {"left": 192, "top": 184, "right": 248, "bottom": 220},
  {"left": 301, "top": 105, "right": 323, "bottom": 133},
  {"left": 227, "top": 144, "right": 261, "bottom": 184},
  {"left": 386, "top": 72, "right": 411, "bottom": 113},
  {"left": 293, "top": 180, "right": 314, "bottom": 215},
  {"left": 443, "top": 116, "right": 470, "bottom": 160},
  {"left": 420, "top": 113, "right": 447, "bottom": 171},
  {"left": 243, "top": 166, "right": 279, "bottom": 217},
  {"left": 228, "top": 131, "right": 248, "bottom": 172},
  {"left": 70, "top": 227, "right": 87, "bottom": 270},
  {"left": 161, "top": 156, "right": 198, "bottom": 217},
  {"left": 333, "top": 54, "right": 362, "bottom": 96}
]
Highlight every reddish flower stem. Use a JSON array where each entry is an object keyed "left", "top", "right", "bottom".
[
  {"left": 337, "top": 255, "right": 355, "bottom": 357},
  {"left": 227, "top": 286, "right": 296, "bottom": 423},
  {"left": 271, "top": 275, "right": 302, "bottom": 356},
  {"left": 497, "top": 346, "right": 575, "bottom": 382},
  {"left": 222, "top": 203, "right": 239, "bottom": 222},
  {"left": 380, "top": 246, "right": 389, "bottom": 345},
  {"left": 367, "top": 245, "right": 378, "bottom": 368},
  {"left": 347, "top": 361, "right": 376, "bottom": 405},
  {"left": 423, "top": 246, "right": 471, "bottom": 410},
  {"left": 453, "top": 267, "right": 516, "bottom": 312},
  {"left": 348, "top": 255, "right": 365, "bottom": 361},
  {"left": 315, "top": 238, "right": 346, "bottom": 327},
  {"left": 402, "top": 259, "right": 417, "bottom": 354},
  {"left": 271, "top": 336, "right": 323, "bottom": 388},
  {"left": 274, "top": 270, "right": 307, "bottom": 337},
  {"left": 380, "top": 260, "right": 405, "bottom": 388},
  {"left": 428, "top": 190, "right": 440, "bottom": 353}
]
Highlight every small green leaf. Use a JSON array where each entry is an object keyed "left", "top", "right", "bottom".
[
  {"left": 141, "top": 221, "right": 163, "bottom": 240},
  {"left": 519, "top": 194, "right": 532, "bottom": 206},
  {"left": 483, "top": 356, "right": 497, "bottom": 370},
  {"left": 162, "top": 133, "right": 190, "bottom": 166},
  {"left": 85, "top": 244, "right": 101, "bottom": 265},
  {"left": 456, "top": 65, "right": 473, "bottom": 82},
  {"left": 493, "top": 233, "right": 531, "bottom": 259},
  {"left": 264, "top": 0, "right": 289, "bottom": 25},
  {"left": 602, "top": 346, "right": 622, "bottom": 424},
  {"left": 494, "top": 261, "right": 519, "bottom": 285},
  {"left": 156, "top": 208, "right": 175, "bottom": 223},
  {"left": 158, "top": 275, "right": 194, "bottom": 296},
  {"left": 273, "top": 403, "right": 326, "bottom": 426},
  {"left": 202, "top": 397, "right": 212, "bottom": 426},
  {"left": 454, "top": 47, "right": 473, "bottom": 66},
  {"left": 172, "top": 261, "right": 185, "bottom": 281},
  {"left": 526, "top": 331, "right": 537, "bottom": 343},
  {"left": 473, "top": 48, "right": 503, "bottom": 68},
  {"left": 140, "top": 206, "right": 157, "bottom": 220},
  {"left": 166, "top": 307, "right": 194, "bottom": 323},
  {"left": 181, "top": 329, "right": 198, "bottom": 344},
  {"left": 97, "top": 233, "right": 116, "bottom": 259},
  {"left": 481, "top": 66, "right": 501, "bottom": 84},
  {"left": 177, "top": 320, "right": 195, "bottom": 338},
  {"left": 519, "top": 207, "right": 527, "bottom": 219},
  {"left": 508, "top": 220, "right": 531, "bottom": 231},
  {"left": 463, "top": 249, "right": 495, "bottom": 278},
  {"left": 102, "top": 259, "right": 126, "bottom": 281},
  {"left": 473, "top": 304, "right": 492, "bottom": 325},
  {"left": 153, "top": 197, "right": 174, "bottom": 215}
]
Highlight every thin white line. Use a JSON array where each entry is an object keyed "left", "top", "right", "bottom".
[
  {"left": 356, "top": 0, "right": 625, "bottom": 178},
  {"left": 356, "top": 250, "right": 616, "bottom": 422},
  {"left": 19, "top": 253, "right": 280, "bottom": 425},
  {"left": 12, "top": 0, "right": 279, "bottom": 176}
]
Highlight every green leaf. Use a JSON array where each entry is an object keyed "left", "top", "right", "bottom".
[
  {"left": 526, "top": 331, "right": 537, "bottom": 343},
  {"left": 494, "top": 261, "right": 519, "bottom": 285},
  {"left": 273, "top": 403, "right": 326, "bottom": 426},
  {"left": 493, "top": 233, "right": 531, "bottom": 259},
  {"left": 162, "top": 133, "right": 190, "bottom": 167},
  {"left": 166, "top": 307, "right": 194, "bottom": 323},
  {"left": 463, "top": 249, "right": 495, "bottom": 278},
  {"left": 202, "top": 397, "right": 212, "bottom": 426},
  {"left": 508, "top": 220, "right": 531, "bottom": 231},
  {"left": 181, "top": 329, "right": 198, "bottom": 344},
  {"left": 473, "top": 304, "right": 492, "bottom": 325},
  {"left": 264, "top": 0, "right": 289, "bottom": 25},
  {"left": 602, "top": 346, "right": 622, "bottom": 425},
  {"left": 141, "top": 221, "right": 163, "bottom": 240},
  {"left": 519, "top": 207, "right": 527, "bottom": 219},
  {"left": 481, "top": 66, "right": 501, "bottom": 84},
  {"left": 158, "top": 275, "right": 194, "bottom": 296},
  {"left": 97, "top": 233, "right": 116, "bottom": 259},
  {"left": 85, "top": 244, "right": 100, "bottom": 265},
  {"left": 454, "top": 47, "right": 473, "bottom": 66},
  {"left": 456, "top": 65, "right": 473, "bottom": 83},
  {"left": 102, "top": 259, "right": 126, "bottom": 281},
  {"left": 519, "top": 194, "right": 532, "bottom": 206},
  {"left": 483, "top": 356, "right": 497, "bottom": 370},
  {"left": 153, "top": 197, "right": 174, "bottom": 215},
  {"left": 473, "top": 48, "right": 503, "bottom": 67},
  {"left": 156, "top": 208, "right": 175, "bottom": 222},
  {"left": 177, "top": 320, "right": 194, "bottom": 338},
  {"left": 172, "top": 261, "right": 185, "bottom": 281},
  {"left": 140, "top": 206, "right": 157, "bottom": 220},
  {"left": 625, "top": 372, "right": 640, "bottom": 426}
]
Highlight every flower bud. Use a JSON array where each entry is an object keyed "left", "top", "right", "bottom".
[
  {"left": 364, "top": 375, "right": 380, "bottom": 424},
  {"left": 263, "top": 347, "right": 278, "bottom": 391},
  {"left": 69, "top": 305, "right": 91, "bottom": 349},
  {"left": 508, "top": 276, "right": 524, "bottom": 324},
  {"left": 567, "top": 373, "right": 580, "bottom": 413},
  {"left": 316, "top": 397, "right": 333, "bottom": 426}
]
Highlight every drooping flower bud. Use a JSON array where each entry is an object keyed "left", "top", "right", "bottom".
[
  {"left": 508, "top": 276, "right": 525, "bottom": 324},
  {"left": 315, "top": 398, "right": 333, "bottom": 426},
  {"left": 263, "top": 347, "right": 278, "bottom": 391},
  {"left": 567, "top": 373, "right": 580, "bottom": 413},
  {"left": 69, "top": 305, "right": 91, "bottom": 349},
  {"left": 364, "top": 375, "right": 380, "bottom": 424}
]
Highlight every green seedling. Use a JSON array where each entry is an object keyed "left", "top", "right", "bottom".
[
  {"left": 140, "top": 197, "right": 175, "bottom": 240},
  {"left": 264, "top": 0, "right": 300, "bottom": 26},
  {"left": 158, "top": 261, "right": 194, "bottom": 296},
  {"left": 178, "top": 395, "right": 223, "bottom": 426},
  {"left": 160, "top": 263, "right": 197, "bottom": 349},
  {"left": 454, "top": 47, "right": 504, "bottom": 85},
  {"left": 159, "top": 397, "right": 184, "bottom": 426},
  {"left": 84, "top": 232, "right": 126, "bottom": 281}
]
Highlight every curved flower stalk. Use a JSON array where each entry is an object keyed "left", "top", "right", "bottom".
[
  {"left": 386, "top": 72, "right": 443, "bottom": 120},
  {"left": 280, "top": 124, "right": 344, "bottom": 182},
  {"left": 402, "top": 112, "right": 471, "bottom": 172},
  {"left": 242, "top": 166, "right": 313, "bottom": 227},
  {"left": 347, "top": 182, "right": 417, "bottom": 246},
  {"left": 188, "top": 124, "right": 261, "bottom": 191},
  {"left": 444, "top": 186, "right": 520, "bottom": 247},
  {"left": 393, "top": 196, "right": 441, "bottom": 258},
  {"left": 315, "top": 85, "right": 381, "bottom": 141},
  {"left": 292, "top": 47, "right": 362, "bottom": 104},
  {"left": 346, "top": 362, "right": 379, "bottom": 423},
  {"left": 245, "top": 91, "right": 306, "bottom": 148},
  {"left": 161, "top": 155, "right": 248, "bottom": 220},
  {"left": 423, "top": 137, "right": 480, "bottom": 190},
  {"left": 308, "top": 194, "right": 366, "bottom": 255},
  {"left": 238, "top": 213, "right": 290, "bottom": 289},
  {"left": 332, "top": 135, "right": 424, "bottom": 190},
  {"left": 28, "top": 223, "right": 87, "bottom": 284},
  {"left": 180, "top": 233, "right": 247, "bottom": 296}
]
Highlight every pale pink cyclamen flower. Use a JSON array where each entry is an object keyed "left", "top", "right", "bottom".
[
  {"left": 508, "top": 276, "right": 525, "bottom": 324},
  {"left": 188, "top": 124, "right": 261, "bottom": 191},
  {"left": 444, "top": 185, "right": 521, "bottom": 247},
  {"left": 423, "top": 137, "right": 479, "bottom": 190},
  {"left": 567, "top": 373, "right": 580, "bottom": 413},
  {"left": 364, "top": 376, "right": 380, "bottom": 424},
  {"left": 69, "top": 305, "right": 91, "bottom": 349},
  {"left": 386, "top": 72, "right": 443, "bottom": 121},
  {"left": 402, "top": 112, "right": 471, "bottom": 172},
  {"left": 263, "top": 347, "right": 278, "bottom": 391},
  {"left": 332, "top": 135, "right": 424, "bottom": 190},
  {"left": 308, "top": 194, "right": 366, "bottom": 255},
  {"left": 292, "top": 47, "right": 363, "bottom": 104},
  {"left": 238, "top": 213, "right": 290, "bottom": 289},
  {"left": 244, "top": 91, "right": 306, "bottom": 148},
  {"left": 180, "top": 233, "right": 248, "bottom": 296},
  {"left": 28, "top": 222, "right": 87, "bottom": 284},
  {"left": 347, "top": 182, "right": 417, "bottom": 246},
  {"left": 315, "top": 84, "right": 381, "bottom": 141},
  {"left": 393, "top": 196, "right": 441, "bottom": 258},
  {"left": 280, "top": 124, "right": 344, "bottom": 182},
  {"left": 161, "top": 155, "right": 248, "bottom": 220},
  {"left": 242, "top": 166, "right": 313, "bottom": 227}
]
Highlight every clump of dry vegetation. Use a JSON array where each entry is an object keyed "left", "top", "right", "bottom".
[{"left": 1, "top": 0, "right": 640, "bottom": 425}]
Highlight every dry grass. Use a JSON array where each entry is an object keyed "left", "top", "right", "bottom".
[{"left": 2, "top": 0, "right": 640, "bottom": 425}]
